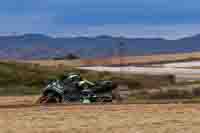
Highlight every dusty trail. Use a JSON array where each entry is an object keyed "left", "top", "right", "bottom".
[
  {"left": 1, "top": 103, "right": 200, "bottom": 133},
  {"left": 1, "top": 96, "right": 200, "bottom": 133},
  {"left": 0, "top": 95, "right": 200, "bottom": 110}
]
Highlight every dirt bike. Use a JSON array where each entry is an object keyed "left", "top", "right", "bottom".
[{"left": 36, "top": 78, "right": 118, "bottom": 104}]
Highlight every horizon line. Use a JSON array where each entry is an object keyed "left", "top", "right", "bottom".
[{"left": 0, "top": 32, "right": 199, "bottom": 41}]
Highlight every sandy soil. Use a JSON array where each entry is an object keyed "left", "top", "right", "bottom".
[
  {"left": 161, "top": 61, "right": 200, "bottom": 68},
  {"left": 1, "top": 96, "right": 200, "bottom": 133},
  {"left": 0, "top": 96, "right": 38, "bottom": 106},
  {"left": 79, "top": 66, "right": 200, "bottom": 81}
]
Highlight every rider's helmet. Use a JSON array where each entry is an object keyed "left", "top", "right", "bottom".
[{"left": 62, "top": 72, "right": 82, "bottom": 82}]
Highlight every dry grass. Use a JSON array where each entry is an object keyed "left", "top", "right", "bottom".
[
  {"left": 3, "top": 52, "right": 200, "bottom": 68},
  {"left": 1, "top": 96, "right": 200, "bottom": 133},
  {"left": 9, "top": 52, "right": 200, "bottom": 67},
  {"left": 18, "top": 59, "right": 84, "bottom": 67}
]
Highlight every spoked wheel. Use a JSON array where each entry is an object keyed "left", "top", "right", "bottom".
[
  {"left": 36, "top": 93, "right": 62, "bottom": 104},
  {"left": 35, "top": 96, "right": 48, "bottom": 104}
]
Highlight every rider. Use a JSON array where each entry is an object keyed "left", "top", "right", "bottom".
[{"left": 61, "top": 72, "right": 94, "bottom": 89}]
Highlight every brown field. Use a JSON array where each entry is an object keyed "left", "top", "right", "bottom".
[
  {"left": 1, "top": 96, "right": 200, "bottom": 133},
  {"left": 13, "top": 51, "right": 200, "bottom": 67}
]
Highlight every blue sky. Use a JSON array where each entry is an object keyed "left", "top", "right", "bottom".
[{"left": 0, "top": 0, "right": 200, "bottom": 39}]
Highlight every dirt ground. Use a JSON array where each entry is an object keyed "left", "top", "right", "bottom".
[{"left": 1, "top": 96, "right": 200, "bottom": 133}]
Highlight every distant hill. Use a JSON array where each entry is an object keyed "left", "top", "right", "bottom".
[{"left": 0, "top": 33, "right": 200, "bottom": 59}]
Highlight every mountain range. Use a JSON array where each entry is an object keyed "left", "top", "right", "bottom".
[{"left": 0, "top": 33, "right": 200, "bottom": 59}]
